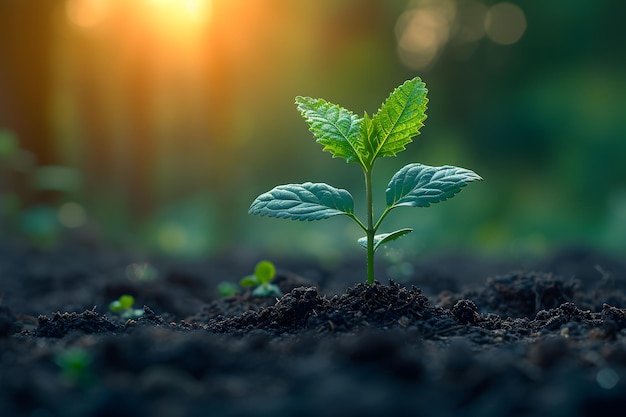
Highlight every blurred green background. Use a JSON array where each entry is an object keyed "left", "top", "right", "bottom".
[{"left": 0, "top": 0, "right": 624, "bottom": 259}]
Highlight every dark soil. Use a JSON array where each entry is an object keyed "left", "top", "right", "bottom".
[{"left": 2, "top": 240, "right": 626, "bottom": 416}]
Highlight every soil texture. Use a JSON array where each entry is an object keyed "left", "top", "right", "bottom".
[{"left": 2, "top": 240, "right": 626, "bottom": 416}]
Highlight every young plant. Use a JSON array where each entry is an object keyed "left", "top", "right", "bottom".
[
  {"left": 217, "top": 281, "right": 239, "bottom": 297},
  {"left": 249, "top": 77, "right": 482, "bottom": 284},
  {"left": 108, "top": 294, "right": 144, "bottom": 319},
  {"left": 240, "top": 260, "right": 282, "bottom": 297},
  {"left": 54, "top": 348, "right": 93, "bottom": 387}
]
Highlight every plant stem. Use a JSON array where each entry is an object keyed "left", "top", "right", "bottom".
[{"left": 365, "top": 168, "right": 375, "bottom": 284}]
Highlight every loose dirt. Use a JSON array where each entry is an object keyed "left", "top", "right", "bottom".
[{"left": 2, "top": 240, "right": 626, "bottom": 416}]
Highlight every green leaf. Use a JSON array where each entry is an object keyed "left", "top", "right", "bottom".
[
  {"left": 240, "top": 276, "right": 259, "bottom": 287},
  {"left": 118, "top": 295, "right": 135, "bottom": 309},
  {"left": 295, "top": 96, "right": 365, "bottom": 166},
  {"left": 359, "top": 111, "right": 375, "bottom": 164},
  {"left": 109, "top": 294, "right": 135, "bottom": 313},
  {"left": 254, "top": 260, "right": 276, "bottom": 285},
  {"left": 386, "top": 163, "right": 482, "bottom": 209},
  {"left": 357, "top": 228, "right": 413, "bottom": 252},
  {"left": 109, "top": 301, "right": 123, "bottom": 312},
  {"left": 217, "top": 282, "right": 239, "bottom": 297},
  {"left": 249, "top": 182, "right": 354, "bottom": 221},
  {"left": 252, "top": 283, "right": 282, "bottom": 298},
  {"left": 368, "top": 77, "right": 428, "bottom": 163}
]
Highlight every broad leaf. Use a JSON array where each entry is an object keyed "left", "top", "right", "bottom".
[
  {"left": 295, "top": 96, "right": 365, "bottom": 165},
  {"left": 368, "top": 77, "right": 428, "bottom": 163},
  {"left": 357, "top": 228, "right": 413, "bottom": 252},
  {"left": 386, "top": 163, "right": 482, "bottom": 209},
  {"left": 249, "top": 182, "right": 354, "bottom": 221}
]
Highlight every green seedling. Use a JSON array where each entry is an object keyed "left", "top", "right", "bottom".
[
  {"left": 240, "top": 260, "right": 282, "bottom": 297},
  {"left": 249, "top": 77, "right": 482, "bottom": 284},
  {"left": 54, "top": 348, "right": 93, "bottom": 387},
  {"left": 108, "top": 294, "right": 144, "bottom": 319},
  {"left": 217, "top": 281, "right": 239, "bottom": 297}
]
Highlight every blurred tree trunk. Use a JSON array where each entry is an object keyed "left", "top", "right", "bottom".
[{"left": 0, "top": 0, "right": 57, "bottom": 166}]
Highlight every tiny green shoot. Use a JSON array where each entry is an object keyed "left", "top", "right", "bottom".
[
  {"left": 249, "top": 77, "right": 482, "bottom": 284},
  {"left": 240, "top": 260, "right": 282, "bottom": 297},
  {"left": 217, "top": 281, "right": 239, "bottom": 297},
  {"left": 54, "top": 348, "right": 93, "bottom": 387},
  {"left": 108, "top": 294, "right": 144, "bottom": 319}
]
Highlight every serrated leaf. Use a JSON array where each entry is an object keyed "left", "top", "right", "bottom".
[
  {"left": 249, "top": 182, "right": 354, "bottom": 221},
  {"left": 357, "top": 228, "right": 413, "bottom": 252},
  {"left": 295, "top": 96, "right": 365, "bottom": 165},
  {"left": 368, "top": 77, "right": 428, "bottom": 163},
  {"left": 359, "top": 111, "right": 375, "bottom": 164},
  {"left": 386, "top": 163, "right": 482, "bottom": 209}
]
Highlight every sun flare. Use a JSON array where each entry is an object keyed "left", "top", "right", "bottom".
[
  {"left": 66, "top": 0, "right": 212, "bottom": 36},
  {"left": 144, "top": 0, "right": 212, "bottom": 28}
]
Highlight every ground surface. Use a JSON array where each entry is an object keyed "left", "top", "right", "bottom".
[{"left": 2, "top": 239, "right": 626, "bottom": 416}]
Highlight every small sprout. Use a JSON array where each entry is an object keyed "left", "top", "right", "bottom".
[
  {"left": 54, "top": 348, "right": 93, "bottom": 387},
  {"left": 217, "top": 281, "right": 239, "bottom": 297},
  {"left": 240, "top": 260, "right": 282, "bottom": 297},
  {"left": 108, "top": 294, "right": 144, "bottom": 319},
  {"left": 249, "top": 77, "right": 482, "bottom": 284},
  {"left": 109, "top": 294, "right": 134, "bottom": 312}
]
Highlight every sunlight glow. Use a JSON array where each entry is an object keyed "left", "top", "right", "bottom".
[
  {"left": 145, "top": 0, "right": 212, "bottom": 34},
  {"left": 66, "top": 0, "right": 212, "bottom": 39},
  {"left": 147, "top": 0, "right": 210, "bottom": 21},
  {"left": 65, "top": 0, "right": 110, "bottom": 28}
]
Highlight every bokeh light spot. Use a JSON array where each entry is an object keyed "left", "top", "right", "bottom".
[
  {"left": 597, "top": 368, "right": 620, "bottom": 390},
  {"left": 157, "top": 223, "right": 188, "bottom": 254},
  {"left": 57, "top": 202, "right": 87, "bottom": 228},
  {"left": 395, "top": 1, "right": 455, "bottom": 70},
  {"left": 65, "top": 0, "right": 110, "bottom": 28},
  {"left": 126, "top": 263, "right": 158, "bottom": 282},
  {"left": 485, "top": 2, "right": 527, "bottom": 45}
]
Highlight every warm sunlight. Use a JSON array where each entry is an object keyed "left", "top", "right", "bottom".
[
  {"left": 65, "top": 0, "right": 110, "bottom": 28},
  {"left": 66, "top": 0, "right": 212, "bottom": 38},
  {"left": 150, "top": 0, "right": 211, "bottom": 22},
  {"left": 143, "top": 0, "right": 212, "bottom": 39}
]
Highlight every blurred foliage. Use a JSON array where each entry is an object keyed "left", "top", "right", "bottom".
[
  {"left": 0, "top": 0, "right": 625, "bottom": 259},
  {"left": 0, "top": 129, "right": 84, "bottom": 247}
]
